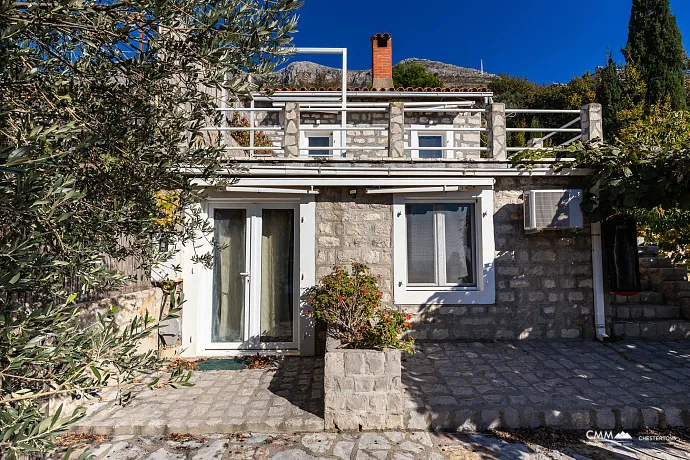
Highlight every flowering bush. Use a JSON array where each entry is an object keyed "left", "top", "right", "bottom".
[{"left": 304, "top": 264, "right": 414, "bottom": 353}]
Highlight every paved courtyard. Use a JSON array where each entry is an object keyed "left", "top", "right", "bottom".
[
  {"left": 76, "top": 357, "right": 325, "bottom": 435},
  {"left": 403, "top": 340, "right": 690, "bottom": 430},
  {"left": 74, "top": 340, "right": 690, "bottom": 435}
]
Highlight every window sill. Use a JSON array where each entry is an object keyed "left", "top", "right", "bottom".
[{"left": 395, "top": 288, "right": 495, "bottom": 305}]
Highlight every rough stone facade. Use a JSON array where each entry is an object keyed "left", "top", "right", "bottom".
[
  {"left": 78, "top": 287, "right": 168, "bottom": 353},
  {"left": 315, "top": 188, "right": 393, "bottom": 303},
  {"left": 486, "top": 103, "right": 506, "bottom": 160},
  {"left": 399, "top": 176, "right": 594, "bottom": 341},
  {"left": 313, "top": 177, "right": 595, "bottom": 342},
  {"left": 238, "top": 100, "right": 489, "bottom": 160},
  {"left": 324, "top": 341, "right": 403, "bottom": 430},
  {"left": 217, "top": 102, "right": 603, "bottom": 345},
  {"left": 283, "top": 102, "right": 300, "bottom": 157},
  {"left": 388, "top": 102, "right": 404, "bottom": 158}
]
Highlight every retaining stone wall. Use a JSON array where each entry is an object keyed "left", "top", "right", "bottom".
[{"left": 78, "top": 287, "right": 167, "bottom": 353}]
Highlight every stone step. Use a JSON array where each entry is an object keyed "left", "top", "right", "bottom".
[
  {"left": 639, "top": 257, "right": 674, "bottom": 268},
  {"left": 613, "top": 304, "right": 680, "bottom": 320},
  {"left": 682, "top": 298, "right": 690, "bottom": 320},
  {"left": 610, "top": 291, "right": 664, "bottom": 305},
  {"left": 661, "top": 280, "right": 690, "bottom": 302},
  {"left": 641, "top": 267, "right": 688, "bottom": 289},
  {"left": 611, "top": 319, "right": 690, "bottom": 340}
]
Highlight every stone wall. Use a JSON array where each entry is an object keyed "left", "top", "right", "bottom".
[
  {"left": 49, "top": 287, "right": 171, "bottom": 417},
  {"left": 400, "top": 177, "right": 594, "bottom": 341},
  {"left": 78, "top": 287, "right": 169, "bottom": 353},
  {"left": 315, "top": 188, "right": 393, "bottom": 303},
  {"left": 313, "top": 178, "right": 595, "bottom": 341},
  {"left": 324, "top": 339, "right": 403, "bottom": 430},
  {"left": 403, "top": 111, "right": 483, "bottom": 159},
  {"left": 247, "top": 104, "right": 488, "bottom": 160}
]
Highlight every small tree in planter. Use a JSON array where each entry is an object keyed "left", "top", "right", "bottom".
[
  {"left": 306, "top": 264, "right": 412, "bottom": 430},
  {"left": 304, "top": 263, "right": 413, "bottom": 353}
]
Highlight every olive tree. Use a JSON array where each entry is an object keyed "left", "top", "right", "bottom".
[{"left": 0, "top": 0, "right": 301, "bottom": 456}]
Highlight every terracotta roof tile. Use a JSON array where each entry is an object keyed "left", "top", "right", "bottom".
[{"left": 264, "top": 87, "right": 491, "bottom": 93}]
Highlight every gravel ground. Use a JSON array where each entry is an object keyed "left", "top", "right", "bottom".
[{"left": 52, "top": 429, "right": 690, "bottom": 459}]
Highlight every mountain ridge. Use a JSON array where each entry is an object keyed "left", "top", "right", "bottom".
[{"left": 268, "top": 58, "right": 496, "bottom": 88}]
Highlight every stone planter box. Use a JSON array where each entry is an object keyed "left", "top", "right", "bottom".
[{"left": 323, "top": 337, "right": 403, "bottom": 431}]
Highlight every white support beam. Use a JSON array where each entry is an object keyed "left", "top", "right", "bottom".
[{"left": 365, "top": 185, "right": 461, "bottom": 194}]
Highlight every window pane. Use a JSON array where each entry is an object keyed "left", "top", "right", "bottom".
[
  {"left": 260, "top": 209, "right": 295, "bottom": 343},
  {"left": 443, "top": 204, "right": 475, "bottom": 285},
  {"left": 212, "top": 209, "right": 246, "bottom": 342},
  {"left": 418, "top": 135, "right": 443, "bottom": 159},
  {"left": 406, "top": 204, "right": 435, "bottom": 284},
  {"left": 308, "top": 136, "right": 331, "bottom": 156}
]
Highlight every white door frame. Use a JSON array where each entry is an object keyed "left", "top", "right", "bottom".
[{"left": 181, "top": 195, "right": 316, "bottom": 357}]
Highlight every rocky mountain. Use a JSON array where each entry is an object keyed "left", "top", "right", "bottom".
[
  {"left": 397, "top": 58, "right": 495, "bottom": 88},
  {"left": 267, "top": 59, "right": 495, "bottom": 89}
]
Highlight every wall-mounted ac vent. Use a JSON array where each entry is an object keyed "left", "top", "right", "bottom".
[{"left": 524, "top": 189, "right": 583, "bottom": 232}]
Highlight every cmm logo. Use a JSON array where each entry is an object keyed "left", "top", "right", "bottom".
[{"left": 586, "top": 431, "right": 633, "bottom": 443}]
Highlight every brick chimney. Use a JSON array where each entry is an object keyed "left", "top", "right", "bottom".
[{"left": 371, "top": 33, "right": 393, "bottom": 89}]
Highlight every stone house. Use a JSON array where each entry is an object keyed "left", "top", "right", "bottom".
[{"left": 175, "top": 33, "right": 612, "bottom": 358}]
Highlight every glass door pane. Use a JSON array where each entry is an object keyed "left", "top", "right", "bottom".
[
  {"left": 212, "top": 209, "right": 246, "bottom": 343},
  {"left": 260, "top": 208, "right": 295, "bottom": 342}
]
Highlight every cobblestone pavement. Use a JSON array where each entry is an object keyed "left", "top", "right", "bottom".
[
  {"left": 75, "top": 341, "right": 690, "bottom": 435},
  {"left": 56, "top": 431, "right": 690, "bottom": 459},
  {"left": 404, "top": 340, "right": 690, "bottom": 430},
  {"left": 75, "top": 358, "right": 324, "bottom": 435}
]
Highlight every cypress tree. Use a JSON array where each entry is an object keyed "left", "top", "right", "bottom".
[
  {"left": 596, "top": 54, "right": 625, "bottom": 141},
  {"left": 626, "top": 0, "right": 686, "bottom": 109}
]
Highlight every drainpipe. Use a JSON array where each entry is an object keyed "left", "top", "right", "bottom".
[
  {"left": 581, "top": 103, "right": 607, "bottom": 340},
  {"left": 591, "top": 221, "right": 608, "bottom": 341}
]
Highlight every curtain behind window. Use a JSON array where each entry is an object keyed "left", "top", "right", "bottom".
[
  {"left": 212, "top": 209, "right": 246, "bottom": 342},
  {"left": 443, "top": 204, "right": 473, "bottom": 284},
  {"left": 260, "top": 209, "right": 295, "bottom": 342},
  {"left": 406, "top": 204, "right": 435, "bottom": 284}
]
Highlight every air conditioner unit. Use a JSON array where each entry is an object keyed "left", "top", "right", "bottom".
[{"left": 524, "top": 189, "right": 583, "bottom": 232}]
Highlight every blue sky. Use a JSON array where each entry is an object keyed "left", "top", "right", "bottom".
[{"left": 288, "top": 0, "right": 690, "bottom": 84}]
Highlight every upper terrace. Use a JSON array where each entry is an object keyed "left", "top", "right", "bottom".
[{"left": 199, "top": 37, "right": 602, "bottom": 170}]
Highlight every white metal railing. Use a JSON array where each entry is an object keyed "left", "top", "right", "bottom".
[
  {"left": 200, "top": 98, "right": 590, "bottom": 159},
  {"left": 505, "top": 109, "right": 583, "bottom": 153},
  {"left": 203, "top": 106, "right": 285, "bottom": 157},
  {"left": 506, "top": 109, "right": 583, "bottom": 114}
]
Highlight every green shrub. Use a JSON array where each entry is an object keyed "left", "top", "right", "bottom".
[
  {"left": 304, "top": 264, "right": 414, "bottom": 353},
  {"left": 392, "top": 62, "right": 443, "bottom": 88}
]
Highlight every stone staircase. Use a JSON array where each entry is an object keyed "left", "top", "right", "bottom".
[{"left": 610, "top": 257, "right": 690, "bottom": 340}]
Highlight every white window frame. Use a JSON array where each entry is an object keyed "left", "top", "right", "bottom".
[
  {"left": 393, "top": 187, "right": 495, "bottom": 305},
  {"left": 410, "top": 124, "right": 453, "bottom": 159},
  {"left": 300, "top": 127, "right": 342, "bottom": 157}
]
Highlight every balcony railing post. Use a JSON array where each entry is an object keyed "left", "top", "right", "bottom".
[
  {"left": 283, "top": 102, "right": 300, "bottom": 157},
  {"left": 487, "top": 103, "right": 507, "bottom": 160},
  {"left": 581, "top": 103, "right": 603, "bottom": 143},
  {"left": 388, "top": 102, "right": 404, "bottom": 158}
]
